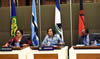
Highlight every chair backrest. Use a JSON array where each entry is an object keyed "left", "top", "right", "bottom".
[
  {"left": 23, "top": 34, "right": 31, "bottom": 40},
  {"left": 90, "top": 33, "right": 100, "bottom": 43}
]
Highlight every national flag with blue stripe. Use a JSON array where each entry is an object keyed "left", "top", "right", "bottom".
[
  {"left": 11, "top": 0, "right": 18, "bottom": 38},
  {"left": 31, "top": 0, "right": 39, "bottom": 46},
  {"left": 55, "top": 0, "right": 64, "bottom": 41}
]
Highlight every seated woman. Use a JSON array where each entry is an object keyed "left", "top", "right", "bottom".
[
  {"left": 4, "top": 29, "right": 32, "bottom": 47},
  {"left": 42, "top": 27, "right": 64, "bottom": 46}
]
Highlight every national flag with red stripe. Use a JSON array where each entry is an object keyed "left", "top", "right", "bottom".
[{"left": 79, "top": 0, "right": 85, "bottom": 36}]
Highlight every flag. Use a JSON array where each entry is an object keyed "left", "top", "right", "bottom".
[
  {"left": 78, "top": 0, "right": 85, "bottom": 36},
  {"left": 11, "top": 0, "right": 18, "bottom": 38},
  {"left": 55, "top": 0, "right": 64, "bottom": 41},
  {"left": 31, "top": 0, "right": 39, "bottom": 46}
]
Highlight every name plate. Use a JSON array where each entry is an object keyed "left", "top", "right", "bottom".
[
  {"left": 96, "top": 44, "right": 100, "bottom": 46},
  {"left": 38, "top": 46, "right": 54, "bottom": 51},
  {"left": 0, "top": 47, "right": 12, "bottom": 51}
]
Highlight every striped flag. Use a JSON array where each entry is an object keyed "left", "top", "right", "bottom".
[
  {"left": 31, "top": 0, "right": 39, "bottom": 46},
  {"left": 11, "top": 0, "right": 18, "bottom": 38},
  {"left": 79, "top": 0, "right": 85, "bottom": 36},
  {"left": 55, "top": 0, "right": 64, "bottom": 41}
]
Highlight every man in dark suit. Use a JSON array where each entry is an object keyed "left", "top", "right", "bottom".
[{"left": 78, "top": 28, "right": 92, "bottom": 46}]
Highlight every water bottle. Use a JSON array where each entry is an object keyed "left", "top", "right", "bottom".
[
  {"left": 47, "top": 41, "right": 50, "bottom": 46},
  {"left": 94, "top": 40, "right": 97, "bottom": 45},
  {"left": 91, "top": 40, "right": 97, "bottom": 46},
  {"left": 16, "top": 42, "right": 20, "bottom": 47}
]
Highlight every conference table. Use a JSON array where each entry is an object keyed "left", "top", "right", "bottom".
[
  {"left": 0, "top": 47, "right": 31, "bottom": 59},
  {"left": 27, "top": 46, "right": 68, "bottom": 59},
  {"left": 0, "top": 46, "right": 68, "bottom": 59},
  {"left": 69, "top": 46, "right": 100, "bottom": 59}
]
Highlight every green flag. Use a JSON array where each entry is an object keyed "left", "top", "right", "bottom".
[{"left": 11, "top": 0, "right": 18, "bottom": 38}]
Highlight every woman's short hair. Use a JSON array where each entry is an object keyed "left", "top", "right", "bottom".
[
  {"left": 47, "top": 27, "right": 56, "bottom": 35},
  {"left": 16, "top": 29, "right": 23, "bottom": 35}
]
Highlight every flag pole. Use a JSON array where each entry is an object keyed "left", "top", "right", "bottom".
[
  {"left": 38, "top": 0, "right": 42, "bottom": 46},
  {"left": 70, "top": 0, "right": 73, "bottom": 46},
  {"left": 36, "top": 0, "right": 38, "bottom": 5},
  {"left": 9, "top": 0, "right": 11, "bottom": 17},
  {"left": 59, "top": 0, "right": 60, "bottom": 4},
  {"left": 9, "top": 0, "right": 11, "bottom": 37},
  {"left": 16, "top": 0, "right": 19, "bottom": 6}
]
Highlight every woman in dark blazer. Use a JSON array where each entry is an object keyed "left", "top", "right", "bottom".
[{"left": 4, "top": 29, "right": 32, "bottom": 47}]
